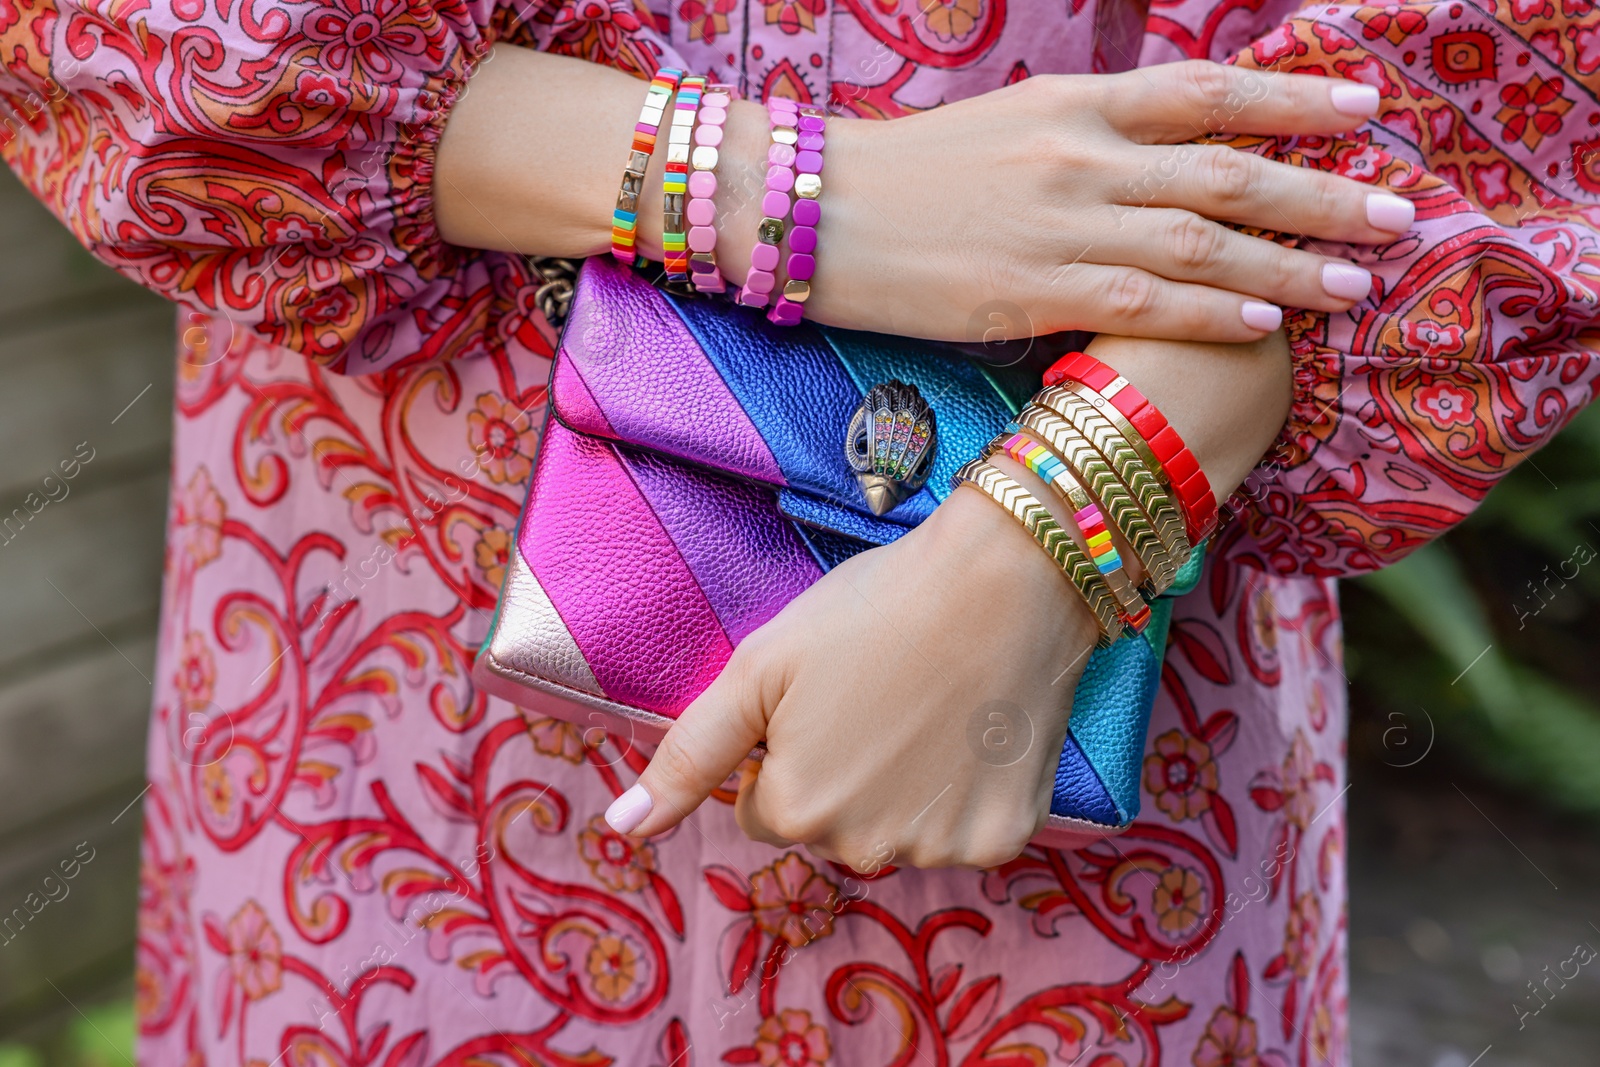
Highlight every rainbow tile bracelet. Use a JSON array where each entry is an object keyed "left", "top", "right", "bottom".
[
  {"left": 995, "top": 431, "right": 1151, "bottom": 634},
  {"left": 610, "top": 67, "right": 684, "bottom": 265},
  {"left": 662, "top": 74, "right": 705, "bottom": 283}
]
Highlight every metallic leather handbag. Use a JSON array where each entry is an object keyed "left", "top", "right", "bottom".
[{"left": 473, "top": 257, "right": 1204, "bottom": 849}]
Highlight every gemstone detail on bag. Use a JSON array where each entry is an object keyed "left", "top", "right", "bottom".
[{"left": 845, "top": 381, "right": 939, "bottom": 516}]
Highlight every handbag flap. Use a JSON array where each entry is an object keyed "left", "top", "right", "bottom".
[{"left": 551, "top": 257, "right": 1037, "bottom": 541}]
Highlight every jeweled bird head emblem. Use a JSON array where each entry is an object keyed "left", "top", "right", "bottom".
[{"left": 845, "top": 381, "right": 938, "bottom": 516}]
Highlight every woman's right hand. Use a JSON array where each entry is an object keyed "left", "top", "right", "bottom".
[{"left": 715, "top": 61, "right": 1411, "bottom": 343}]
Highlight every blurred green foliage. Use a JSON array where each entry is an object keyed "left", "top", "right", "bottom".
[
  {"left": 0, "top": 997, "right": 132, "bottom": 1067},
  {"left": 1346, "top": 401, "right": 1600, "bottom": 815}
]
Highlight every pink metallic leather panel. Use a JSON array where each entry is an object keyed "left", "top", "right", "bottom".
[
  {"left": 553, "top": 257, "right": 785, "bottom": 485},
  {"left": 550, "top": 353, "right": 614, "bottom": 438},
  {"left": 522, "top": 422, "right": 733, "bottom": 715}
]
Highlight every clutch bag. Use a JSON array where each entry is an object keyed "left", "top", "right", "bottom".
[{"left": 473, "top": 257, "right": 1203, "bottom": 849}]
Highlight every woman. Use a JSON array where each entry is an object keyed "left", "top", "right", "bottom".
[{"left": 2, "top": 0, "right": 1596, "bottom": 1060}]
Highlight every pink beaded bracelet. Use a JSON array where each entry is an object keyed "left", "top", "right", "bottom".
[
  {"left": 768, "top": 102, "right": 824, "bottom": 326},
  {"left": 736, "top": 96, "right": 800, "bottom": 309},
  {"left": 687, "top": 84, "right": 734, "bottom": 294}
]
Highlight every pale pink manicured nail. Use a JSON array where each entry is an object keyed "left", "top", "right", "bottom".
[
  {"left": 1321, "top": 262, "right": 1372, "bottom": 301},
  {"left": 1330, "top": 83, "right": 1380, "bottom": 117},
  {"left": 606, "top": 784, "right": 653, "bottom": 834},
  {"left": 1367, "top": 193, "right": 1415, "bottom": 233},
  {"left": 1241, "top": 301, "right": 1283, "bottom": 332}
]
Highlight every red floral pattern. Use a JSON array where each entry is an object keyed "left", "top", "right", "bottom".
[{"left": 4, "top": 0, "right": 1599, "bottom": 1062}]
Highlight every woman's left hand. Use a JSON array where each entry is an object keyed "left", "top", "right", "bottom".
[{"left": 603, "top": 485, "right": 1101, "bottom": 871}]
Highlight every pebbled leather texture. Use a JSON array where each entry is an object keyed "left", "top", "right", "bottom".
[
  {"left": 479, "top": 537, "right": 605, "bottom": 699},
  {"left": 477, "top": 259, "right": 1213, "bottom": 837},
  {"left": 620, "top": 445, "right": 821, "bottom": 644},
  {"left": 554, "top": 258, "right": 785, "bottom": 485},
  {"left": 521, "top": 421, "right": 734, "bottom": 714}
]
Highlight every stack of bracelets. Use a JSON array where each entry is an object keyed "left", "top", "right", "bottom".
[
  {"left": 609, "top": 70, "right": 1212, "bottom": 648},
  {"left": 953, "top": 350, "right": 1218, "bottom": 648},
  {"left": 610, "top": 73, "right": 825, "bottom": 326}
]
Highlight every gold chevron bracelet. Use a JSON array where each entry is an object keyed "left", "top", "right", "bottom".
[
  {"left": 951, "top": 458, "right": 1122, "bottom": 646},
  {"left": 1036, "top": 384, "right": 1191, "bottom": 556},
  {"left": 1013, "top": 405, "right": 1180, "bottom": 593},
  {"left": 981, "top": 432, "right": 1152, "bottom": 633}
]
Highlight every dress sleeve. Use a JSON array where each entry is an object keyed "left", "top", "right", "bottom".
[
  {"left": 0, "top": 0, "right": 682, "bottom": 372},
  {"left": 1177, "top": 3, "right": 1600, "bottom": 577}
]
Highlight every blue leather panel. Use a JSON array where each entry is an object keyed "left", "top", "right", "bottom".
[
  {"left": 778, "top": 489, "right": 918, "bottom": 545},
  {"left": 792, "top": 523, "right": 871, "bottom": 571},
  {"left": 979, "top": 363, "right": 1042, "bottom": 413},
  {"left": 672, "top": 299, "right": 865, "bottom": 495},
  {"left": 1052, "top": 733, "right": 1121, "bottom": 827}
]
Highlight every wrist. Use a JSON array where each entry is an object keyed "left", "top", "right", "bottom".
[
  {"left": 1082, "top": 331, "right": 1292, "bottom": 505},
  {"left": 925, "top": 485, "right": 1102, "bottom": 653}
]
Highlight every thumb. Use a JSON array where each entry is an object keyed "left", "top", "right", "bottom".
[{"left": 604, "top": 652, "right": 770, "bottom": 838}]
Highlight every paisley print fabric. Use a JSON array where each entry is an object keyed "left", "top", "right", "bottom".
[{"left": 3, "top": 0, "right": 1599, "bottom": 1061}]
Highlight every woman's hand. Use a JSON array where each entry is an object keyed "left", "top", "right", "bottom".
[
  {"left": 602, "top": 328, "right": 1294, "bottom": 869},
  {"left": 709, "top": 61, "right": 1410, "bottom": 343},
  {"left": 602, "top": 486, "right": 1100, "bottom": 871}
]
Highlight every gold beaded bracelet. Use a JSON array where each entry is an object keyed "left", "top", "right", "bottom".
[
  {"left": 1036, "top": 384, "right": 1191, "bottom": 562},
  {"left": 983, "top": 432, "right": 1153, "bottom": 634},
  {"left": 1014, "top": 405, "right": 1181, "bottom": 593},
  {"left": 952, "top": 458, "right": 1123, "bottom": 646}
]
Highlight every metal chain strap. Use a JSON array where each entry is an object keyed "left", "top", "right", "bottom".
[{"left": 527, "top": 256, "right": 580, "bottom": 327}]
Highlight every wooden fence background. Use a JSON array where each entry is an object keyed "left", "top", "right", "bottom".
[{"left": 0, "top": 164, "right": 172, "bottom": 1036}]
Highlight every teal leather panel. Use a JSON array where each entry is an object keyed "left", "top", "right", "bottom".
[
  {"left": 822, "top": 330, "right": 1019, "bottom": 504},
  {"left": 1068, "top": 607, "right": 1166, "bottom": 823},
  {"left": 1067, "top": 542, "right": 1209, "bottom": 823}
]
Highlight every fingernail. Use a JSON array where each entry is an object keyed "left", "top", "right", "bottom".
[
  {"left": 1241, "top": 301, "right": 1283, "bottom": 332},
  {"left": 605, "top": 784, "right": 653, "bottom": 834},
  {"left": 1321, "top": 262, "right": 1372, "bottom": 301},
  {"left": 1367, "top": 193, "right": 1414, "bottom": 233},
  {"left": 1330, "top": 83, "right": 1380, "bottom": 118}
]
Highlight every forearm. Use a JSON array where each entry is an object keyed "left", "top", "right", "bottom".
[
  {"left": 434, "top": 45, "right": 769, "bottom": 271},
  {"left": 981, "top": 329, "right": 1290, "bottom": 595}
]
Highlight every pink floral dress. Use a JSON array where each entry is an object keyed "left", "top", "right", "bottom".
[{"left": 4, "top": 0, "right": 1599, "bottom": 1060}]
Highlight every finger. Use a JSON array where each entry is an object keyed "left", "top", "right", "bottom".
[
  {"left": 1103, "top": 61, "right": 1381, "bottom": 143},
  {"left": 1131, "top": 144, "right": 1415, "bottom": 243},
  {"left": 606, "top": 651, "right": 768, "bottom": 839},
  {"left": 1103, "top": 207, "right": 1372, "bottom": 312},
  {"left": 1042, "top": 262, "right": 1286, "bottom": 342},
  {"left": 733, "top": 763, "right": 796, "bottom": 849}
]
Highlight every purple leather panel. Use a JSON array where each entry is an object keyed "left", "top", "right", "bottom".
[
  {"left": 550, "top": 355, "right": 615, "bottom": 438},
  {"left": 619, "top": 449, "right": 822, "bottom": 644},
  {"left": 521, "top": 422, "right": 733, "bottom": 715},
  {"left": 553, "top": 257, "right": 786, "bottom": 485}
]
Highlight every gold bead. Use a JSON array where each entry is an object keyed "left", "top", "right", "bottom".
[
  {"left": 771, "top": 127, "right": 798, "bottom": 145},
  {"left": 690, "top": 146, "right": 719, "bottom": 171},
  {"left": 794, "top": 173, "right": 822, "bottom": 199},
  {"left": 757, "top": 217, "right": 785, "bottom": 244},
  {"left": 783, "top": 279, "right": 811, "bottom": 302}
]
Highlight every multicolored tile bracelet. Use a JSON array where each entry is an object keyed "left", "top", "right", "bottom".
[
  {"left": 661, "top": 74, "right": 705, "bottom": 283},
  {"left": 736, "top": 96, "right": 801, "bottom": 309},
  {"left": 768, "top": 103, "right": 825, "bottom": 326},
  {"left": 611, "top": 67, "right": 683, "bottom": 265},
  {"left": 1012, "top": 404, "right": 1179, "bottom": 593},
  {"left": 990, "top": 432, "right": 1150, "bottom": 633},
  {"left": 687, "top": 84, "right": 734, "bottom": 293}
]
